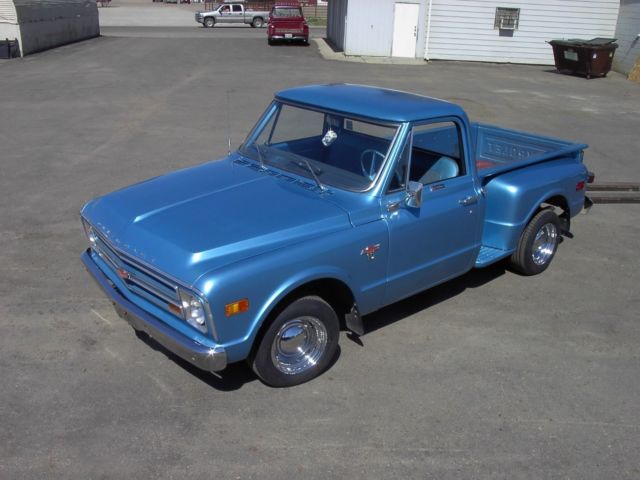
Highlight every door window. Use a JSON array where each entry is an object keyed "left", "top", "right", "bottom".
[
  {"left": 410, "top": 122, "right": 464, "bottom": 184},
  {"left": 390, "top": 121, "right": 464, "bottom": 192}
]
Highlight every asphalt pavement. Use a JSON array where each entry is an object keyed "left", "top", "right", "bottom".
[{"left": 1, "top": 16, "right": 639, "bottom": 480}]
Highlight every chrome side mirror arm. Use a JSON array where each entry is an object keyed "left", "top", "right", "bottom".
[{"left": 405, "top": 181, "right": 423, "bottom": 208}]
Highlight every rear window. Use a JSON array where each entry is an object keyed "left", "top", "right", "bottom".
[{"left": 272, "top": 7, "right": 302, "bottom": 17}]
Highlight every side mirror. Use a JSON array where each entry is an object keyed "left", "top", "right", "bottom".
[{"left": 405, "top": 181, "right": 423, "bottom": 208}]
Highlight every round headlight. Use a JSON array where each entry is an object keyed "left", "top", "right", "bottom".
[{"left": 178, "top": 290, "right": 208, "bottom": 333}]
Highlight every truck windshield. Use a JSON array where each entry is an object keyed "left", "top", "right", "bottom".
[
  {"left": 240, "top": 103, "right": 399, "bottom": 192},
  {"left": 271, "top": 7, "right": 303, "bottom": 17}
]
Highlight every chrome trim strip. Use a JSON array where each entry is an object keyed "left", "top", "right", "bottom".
[
  {"left": 82, "top": 250, "right": 227, "bottom": 373},
  {"left": 126, "top": 271, "right": 179, "bottom": 306},
  {"left": 92, "top": 237, "right": 180, "bottom": 306}
]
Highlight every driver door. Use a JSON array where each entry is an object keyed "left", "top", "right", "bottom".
[{"left": 383, "top": 120, "right": 483, "bottom": 305}]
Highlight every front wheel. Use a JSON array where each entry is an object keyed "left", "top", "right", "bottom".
[
  {"left": 509, "top": 209, "right": 561, "bottom": 276},
  {"left": 203, "top": 17, "right": 215, "bottom": 28},
  {"left": 250, "top": 296, "right": 339, "bottom": 387}
]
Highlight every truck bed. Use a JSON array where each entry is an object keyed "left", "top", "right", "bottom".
[{"left": 471, "top": 123, "right": 587, "bottom": 179}]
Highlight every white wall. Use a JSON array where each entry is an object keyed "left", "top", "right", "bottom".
[
  {"left": 342, "top": 0, "right": 427, "bottom": 57},
  {"left": 14, "top": 0, "right": 99, "bottom": 56},
  {"left": 425, "top": 0, "right": 620, "bottom": 64},
  {"left": 345, "top": 0, "right": 395, "bottom": 56},
  {"left": 327, "top": 0, "right": 348, "bottom": 51},
  {"left": 613, "top": 0, "right": 640, "bottom": 75},
  {"left": 0, "top": 0, "right": 22, "bottom": 55}
]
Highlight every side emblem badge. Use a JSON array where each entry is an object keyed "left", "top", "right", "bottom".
[{"left": 361, "top": 244, "right": 381, "bottom": 261}]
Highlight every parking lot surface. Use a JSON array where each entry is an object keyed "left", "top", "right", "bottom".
[{"left": 1, "top": 26, "right": 639, "bottom": 479}]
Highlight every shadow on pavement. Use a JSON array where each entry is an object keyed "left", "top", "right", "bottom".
[
  {"left": 135, "top": 330, "right": 257, "bottom": 391},
  {"left": 135, "top": 263, "right": 507, "bottom": 389},
  {"left": 360, "top": 261, "right": 509, "bottom": 336}
]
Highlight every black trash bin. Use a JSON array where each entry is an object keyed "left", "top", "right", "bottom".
[
  {"left": 0, "top": 38, "right": 20, "bottom": 59},
  {"left": 548, "top": 37, "right": 618, "bottom": 79}
]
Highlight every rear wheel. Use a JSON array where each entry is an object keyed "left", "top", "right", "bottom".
[
  {"left": 203, "top": 17, "right": 215, "bottom": 28},
  {"left": 510, "top": 209, "right": 561, "bottom": 276},
  {"left": 250, "top": 296, "right": 339, "bottom": 387},
  {"left": 252, "top": 17, "right": 264, "bottom": 28}
]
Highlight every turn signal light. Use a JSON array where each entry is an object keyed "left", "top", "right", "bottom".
[
  {"left": 168, "top": 303, "right": 182, "bottom": 316},
  {"left": 225, "top": 298, "right": 249, "bottom": 317}
]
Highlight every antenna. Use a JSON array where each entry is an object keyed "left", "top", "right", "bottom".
[{"left": 226, "top": 90, "right": 232, "bottom": 156}]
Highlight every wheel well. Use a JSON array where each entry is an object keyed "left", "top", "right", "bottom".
[
  {"left": 538, "top": 195, "right": 570, "bottom": 232},
  {"left": 249, "top": 279, "right": 355, "bottom": 358}
]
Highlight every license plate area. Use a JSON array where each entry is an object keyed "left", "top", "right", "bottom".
[{"left": 285, "top": 33, "right": 293, "bottom": 39}]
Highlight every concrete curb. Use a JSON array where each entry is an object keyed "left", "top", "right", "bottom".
[{"left": 313, "top": 37, "right": 427, "bottom": 65}]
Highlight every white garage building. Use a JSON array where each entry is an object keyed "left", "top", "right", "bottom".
[
  {"left": 0, "top": 0, "right": 99, "bottom": 57},
  {"left": 327, "top": 0, "right": 621, "bottom": 64}
]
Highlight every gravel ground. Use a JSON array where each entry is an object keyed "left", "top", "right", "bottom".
[{"left": 1, "top": 25, "right": 639, "bottom": 480}]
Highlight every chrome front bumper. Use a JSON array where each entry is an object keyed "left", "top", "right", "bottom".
[{"left": 82, "top": 249, "right": 227, "bottom": 373}]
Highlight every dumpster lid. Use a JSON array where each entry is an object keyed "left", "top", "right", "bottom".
[
  {"left": 584, "top": 37, "right": 617, "bottom": 45},
  {"left": 549, "top": 37, "right": 617, "bottom": 47}
]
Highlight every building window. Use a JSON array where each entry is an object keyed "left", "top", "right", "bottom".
[{"left": 494, "top": 7, "right": 520, "bottom": 30}]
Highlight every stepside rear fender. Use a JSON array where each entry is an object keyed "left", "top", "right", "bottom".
[{"left": 481, "top": 157, "right": 588, "bottom": 251}]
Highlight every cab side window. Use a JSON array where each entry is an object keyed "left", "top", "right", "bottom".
[
  {"left": 232, "top": 5, "right": 242, "bottom": 12},
  {"left": 410, "top": 122, "right": 464, "bottom": 185}
]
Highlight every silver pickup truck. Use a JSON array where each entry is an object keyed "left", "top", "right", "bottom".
[{"left": 196, "top": 3, "right": 269, "bottom": 28}]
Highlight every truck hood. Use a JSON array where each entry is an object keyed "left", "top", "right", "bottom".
[{"left": 82, "top": 155, "right": 351, "bottom": 286}]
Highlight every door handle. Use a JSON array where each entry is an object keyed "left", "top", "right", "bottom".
[
  {"left": 387, "top": 201, "right": 401, "bottom": 213},
  {"left": 459, "top": 195, "right": 477, "bottom": 206}
]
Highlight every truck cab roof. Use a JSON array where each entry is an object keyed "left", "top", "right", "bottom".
[{"left": 275, "top": 84, "right": 467, "bottom": 123}]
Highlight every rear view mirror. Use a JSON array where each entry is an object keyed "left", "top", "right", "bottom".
[{"left": 406, "top": 181, "right": 423, "bottom": 208}]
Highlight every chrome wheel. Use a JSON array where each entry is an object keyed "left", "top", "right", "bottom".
[
  {"left": 531, "top": 222, "right": 557, "bottom": 266},
  {"left": 271, "top": 316, "right": 328, "bottom": 375}
]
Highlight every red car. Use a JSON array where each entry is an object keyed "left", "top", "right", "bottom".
[{"left": 267, "top": 1, "right": 309, "bottom": 45}]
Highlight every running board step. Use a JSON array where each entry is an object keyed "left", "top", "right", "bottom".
[{"left": 475, "top": 245, "right": 511, "bottom": 267}]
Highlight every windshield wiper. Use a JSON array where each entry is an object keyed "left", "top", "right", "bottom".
[
  {"left": 293, "top": 159, "right": 326, "bottom": 192},
  {"left": 255, "top": 144, "right": 267, "bottom": 170}
]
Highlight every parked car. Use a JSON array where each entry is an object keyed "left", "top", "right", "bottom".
[
  {"left": 81, "top": 84, "right": 593, "bottom": 387},
  {"left": 195, "top": 2, "right": 269, "bottom": 28},
  {"left": 267, "top": 0, "right": 308, "bottom": 45}
]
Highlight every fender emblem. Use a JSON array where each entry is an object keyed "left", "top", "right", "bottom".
[{"left": 361, "top": 244, "right": 380, "bottom": 260}]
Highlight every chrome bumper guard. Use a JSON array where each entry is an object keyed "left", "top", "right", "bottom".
[{"left": 82, "top": 249, "right": 227, "bottom": 372}]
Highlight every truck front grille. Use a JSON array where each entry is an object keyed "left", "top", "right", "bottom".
[{"left": 92, "top": 232, "right": 182, "bottom": 313}]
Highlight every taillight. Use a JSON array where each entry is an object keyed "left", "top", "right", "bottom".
[{"left": 576, "top": 181, "right": 585, "bottom": 191}]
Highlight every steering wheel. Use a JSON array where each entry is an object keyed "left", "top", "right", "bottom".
[
  {"left": 360, "top": 149, "right": 386, "bottom": 181},
  {"left": 360, "top": 148, "right": 404, "bottom": 187}
]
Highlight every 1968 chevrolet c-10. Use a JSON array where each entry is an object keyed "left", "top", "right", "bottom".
[{"left": 81, "top": 84, "right": 593, "bottom": 387}]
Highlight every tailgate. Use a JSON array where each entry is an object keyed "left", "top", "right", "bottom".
[{"left": 471, "top": 123, "right": 588, "bottom": 180}]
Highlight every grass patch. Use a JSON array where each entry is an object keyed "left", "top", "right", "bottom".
[{"left": 306, "top": 17, "right": 326, "bottom": 26}]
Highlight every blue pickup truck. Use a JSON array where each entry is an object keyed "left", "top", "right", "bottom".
[{"left": 81, "top": 84, "right": 592, "bottom": 387}]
